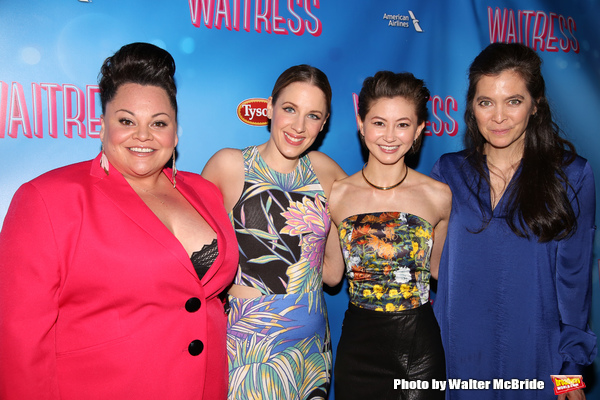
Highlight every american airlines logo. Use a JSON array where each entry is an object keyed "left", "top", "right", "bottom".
[
  {"left": 383, "top": 10, "right": 423, "bottom": 32},
  {"left": 408, "top": 11, "right": 423, "bottom": 32}
]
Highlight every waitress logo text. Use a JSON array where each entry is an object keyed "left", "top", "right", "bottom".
[
  {"left": 0, "top": 82, "right": 100, "bottom": 139},
  {"left": 189, "top": 0, "right": 323, "bottom": 36}
]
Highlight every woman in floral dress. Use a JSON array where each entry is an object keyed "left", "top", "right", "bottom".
[
  {"left": 327, "top": 71, "right": 451, "bottom": 399},
  {"left": 202, "top": 65, "right": 346, "bottom": 399}
]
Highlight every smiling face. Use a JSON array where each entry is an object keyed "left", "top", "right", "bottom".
[
  {"left": 100, "top": 83, "right": 177, "bottom": 182},
  {"left": 473, "top": 70, "right": 536, "bottom": 157},
  {"left": 266, "top": 81, "right": 328, "bottom": 161},
  {"left": 359, "top": 96, "right": 424, "bottom": 166}
]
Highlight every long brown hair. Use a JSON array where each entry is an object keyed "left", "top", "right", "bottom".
[{"left": 464, "top": 42, "right": 576, "bottom": 242}]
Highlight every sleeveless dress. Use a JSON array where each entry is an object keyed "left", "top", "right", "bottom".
[
  {"left": 226, "top": 146, "right": 332, "bottom": 400},
  {"left": 335, "top": 212, "right": 445, "bottom": 400}
]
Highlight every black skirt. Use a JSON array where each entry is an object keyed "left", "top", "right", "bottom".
[{"left": 334, "top": 302, "right": 445, "bottom": 400}]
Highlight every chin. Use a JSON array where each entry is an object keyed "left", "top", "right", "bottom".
[
  {"left": 280, "top": 141, "right": 311, "bottom": 157},
  {"left": 281, "top": 148, "right": 306, "bottom": 160}
]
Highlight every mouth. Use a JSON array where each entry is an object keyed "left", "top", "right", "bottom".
[
  {"left": 284, "top": 132, "right": 305, "bottom": 145},
  {"left": 379, "top": 144, "right": 400, "bottom": 152},
  {"left": 128, "top": 147, "right": 156, "bottom": 154}
]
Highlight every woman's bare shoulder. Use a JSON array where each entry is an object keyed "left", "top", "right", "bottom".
[
  {"left": 307, "top": 151, "right": 347, "bottom": 198},
  {"left": 201, "top": 148, "right": 245, "bottom": 211},
  {"left": 307, "top": 151, "right": 347, "bottom": 180},
  {"left": 201, "top": 148, "right": 243, "bottom": 180}
]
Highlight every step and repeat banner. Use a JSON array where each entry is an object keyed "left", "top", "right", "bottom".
[{"left": 1, "top": 0, "right": 599, "bottom": 397}]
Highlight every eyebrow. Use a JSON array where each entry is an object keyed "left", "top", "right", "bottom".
[
  {"left": 370, "top": 115, "right": 412, "bottom": 122},
  {"left": 281, "top": 101, "right": 324, "bottom": 116},
  {"left": 116, "top": 109, "right": 172, "bottom": 118},
  {"left": 476, "top": 94, "right": 526, "bottom": 101}
]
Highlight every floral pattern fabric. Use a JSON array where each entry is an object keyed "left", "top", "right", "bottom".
[
  {"left": 338, "top": 211, "right": 434, "bottom": 312},
  {"left": 227, "top": 146, "right": 331, "bottom": 399}
]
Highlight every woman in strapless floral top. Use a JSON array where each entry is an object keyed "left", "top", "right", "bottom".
[{"left": 327, "top": 71, "right": 452, "bottom": 400}]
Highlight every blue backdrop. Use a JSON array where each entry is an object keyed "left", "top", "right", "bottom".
[{"left": 1, "top": 0, "right": 599, "bottom": 398}]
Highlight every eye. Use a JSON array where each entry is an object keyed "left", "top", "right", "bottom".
[
  {"left": 152, "top": 120, "right": 168, "bottom": 128},
  {"left": 119, "top": 118, "right": 134, "bottom": 126},
  {"left": 307, "top": 113, "right": 321, "bottom": 120},
  {"left": 373, "top": 121, "right": 385, "bottom": 127},
  {"left": 398, "top": 122, "right": 410, "bottom": 128},
  {"left": 283, "top": 106, "right": 295, "bottom": 113},
  {"left": 478, "top": 100, "right": 492, "bottom": 107},
  {"left": 508, "top": 99, "right": 522, "bottom": 106}
]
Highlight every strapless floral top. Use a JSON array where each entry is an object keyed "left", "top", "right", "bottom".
[{"left": 338, "top": 211, "right": 433, "bottom": 312}]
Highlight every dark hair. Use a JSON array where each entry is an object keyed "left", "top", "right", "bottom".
[
  {"left": 357, "top": 71, "right": 430, "bottom": 152},
  {"left": 98, "top": 42, "right": 177, "bottom": 115},
  {"left": 464, "top": 42, "right": 576, "bottom": 242},
  {"left": 271, "top": 64, "right": 332, "bottom": 115}
]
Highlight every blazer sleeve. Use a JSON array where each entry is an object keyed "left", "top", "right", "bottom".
[
  {"left": 0, "top": 183, "right": 62, "bottom": 399},
  {"left": 556, "top": 161, "right": 598, "bottom": 374}
]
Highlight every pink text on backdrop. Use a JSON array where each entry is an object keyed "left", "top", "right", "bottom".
[
  {"left": 425, "top": 95, "right": 459, "bottom": 137},
  {"left": 189, "top": 0, "right": 322, "bottom": 36},
  {"left": 488, "top": 7, "right": 579, "bottom": 53},
  {"left": 0, "top": 82, "right": 101, "bottom": 139}
]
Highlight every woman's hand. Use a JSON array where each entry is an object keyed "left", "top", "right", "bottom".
[{"left": 558, "top": 388, "right": 585, "bottom": 400}]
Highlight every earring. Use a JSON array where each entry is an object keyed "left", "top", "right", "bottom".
[
  {"left": 171, "top": 150, "right": 177, "bottom": 188},
  {"left": 100, "top": 146, "right": 109, "bottom": 175}
]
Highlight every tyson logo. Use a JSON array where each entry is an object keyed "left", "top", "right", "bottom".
[{"left": 237, "top": 98, "right": 269, "bottom": 126}]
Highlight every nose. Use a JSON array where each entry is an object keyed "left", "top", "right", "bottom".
[
  {"left": 291, "top": 116, "right": 306, "bottom": 133},
  {"left": 383, "top": 126, "right": 395, "bottom": 142},
  {"left": 492, "top": 105, "right": 507, "bottom": 123},
  {"left": 133, "top": 125, "right": 152, "bottom": 141}
]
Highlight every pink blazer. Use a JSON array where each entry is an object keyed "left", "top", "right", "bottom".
[{"left": 0, "top": 154, "right": 238, "bottom": 400}]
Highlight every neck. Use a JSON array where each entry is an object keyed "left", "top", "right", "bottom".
[
  {"left": 484, "top": 144, "right": 523, "bottom": 171},
  {"left": 258, "top": 142, "right": 300, "bottom": 174},
  {"left": 124, "top": 172, "right": 166, "bottom": 192},
  {"left": 362, "top": 161, "right": 408, "bottom": 191},
  {"left": 364, "top": 158, "right": 407, "bottom": 184}
]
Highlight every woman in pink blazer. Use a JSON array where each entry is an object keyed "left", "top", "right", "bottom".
[{"left": 0, "top": 43, "right": 238, "bottom": 400}]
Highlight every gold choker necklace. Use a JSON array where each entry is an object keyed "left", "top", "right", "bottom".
[{"left": 361, "top": 163, "right": 408, "bottom": 191}]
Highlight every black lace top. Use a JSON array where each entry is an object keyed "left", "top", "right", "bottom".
[{"left": 190, "top": 238, "right": 219, "bottom": 279}]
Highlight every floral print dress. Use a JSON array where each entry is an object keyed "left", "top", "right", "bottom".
[{"left": 226, "top": 146, "right": 331, "bottom": 400}]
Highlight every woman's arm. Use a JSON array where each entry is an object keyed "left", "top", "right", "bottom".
[
  {"left": 307, "top": 151, "right": 347, "bottom": 287},
  {"left": 322, "top": 222, "right": 345, "bottom": 287},
  {"left": 322, "top": 178, "right": 349, "bottom": 287},
  {"left": 429, "top": 180, "right": 452, "bottom": 280},
  {"left": 429, "top": 219, "right": 448, "bottom": 280},
  {"left": 555, "top": 161, "right": 597, "bottom": 375},
  {"left": 0, "top": 183, "right": 61, "bottom": 399}
]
